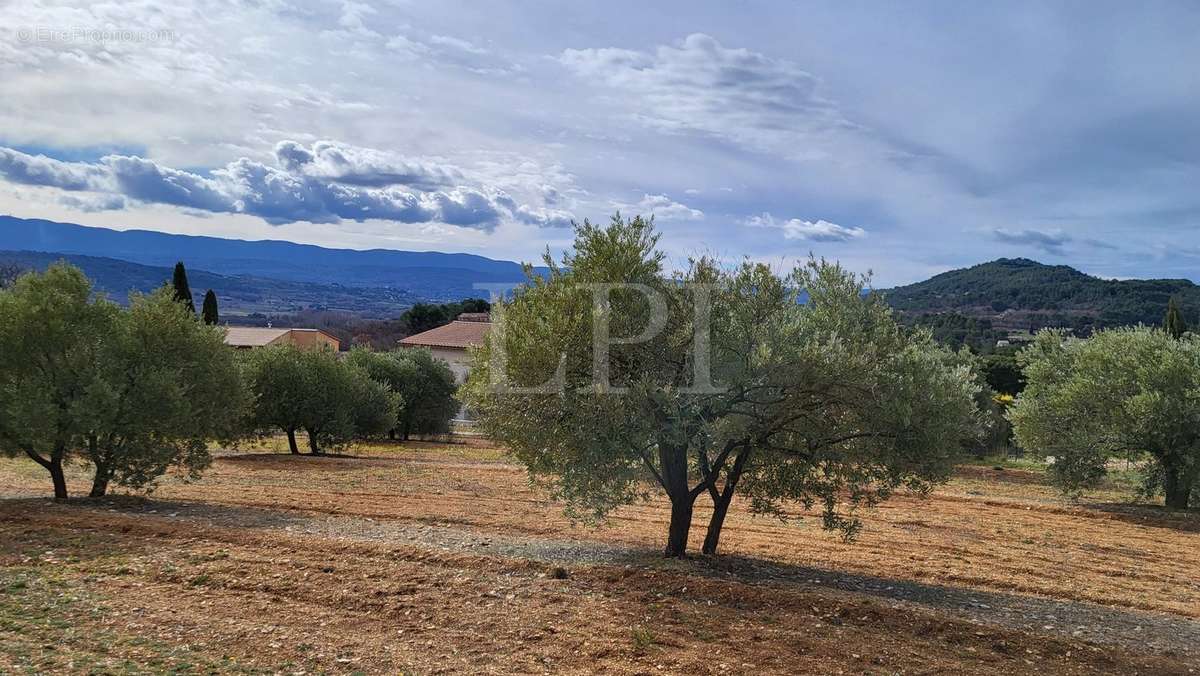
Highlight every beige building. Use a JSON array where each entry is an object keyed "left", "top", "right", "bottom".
[
  {"left": 223, "top": 326, "right": 341, "bottom": 351},
  {"left": 399, "top": 313, "right": 490, "bottom": 423},
  {"left": 397, "top": 313, "right": 490, "bottom": 382}
]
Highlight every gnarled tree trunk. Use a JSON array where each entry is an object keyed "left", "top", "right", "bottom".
[
  {"left": 87, "top": 436, "right": 111, "bottom": 497},
  {"left": 306, "top": 428, "right": 322, "bottom": 455},
  {"left": 702, "top": 447, "right": 751, "bottom": 556},
  {"left": 90, "top": 462, "right": 112, "bottom": 498},
  {"left": 286, "top": 428, "right": 300, "bottom": 454},
  {"left": 48, "top": 458, "right": 67, "bottom": 502},
  {"left": 25, "top": 447, "right": 68, "bottom": 501}
]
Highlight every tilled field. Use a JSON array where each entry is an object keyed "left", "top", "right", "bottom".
[{"left": 1, "top": 441, "right": 1198, "bottom": 674}]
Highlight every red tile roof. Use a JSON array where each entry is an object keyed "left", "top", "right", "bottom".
[{"left": 399, "top": 320, "right": 490, "bottom": 350}]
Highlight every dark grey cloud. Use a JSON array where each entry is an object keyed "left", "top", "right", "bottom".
[
  {"left": 990, "top": 228, "right": 1071, "bottom": 255},
  {"left": 0, "top": 143, "right": 572, "bottom": 230},
  {"left": 104, "top": 155, "right": 231, "bottom": 213},
  {"left": 274, "top": 140, "right": 462, "bottom": 190},
  {"left": 58, "top": 193, "right": 127, "bottom": 212}
]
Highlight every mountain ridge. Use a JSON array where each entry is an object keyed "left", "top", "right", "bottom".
[
  {"left": 0, "top": 215, "right": 544, "bottom": 300},
  {"left": 4, "top": 216, "right": 1198, "bottom": 331}
]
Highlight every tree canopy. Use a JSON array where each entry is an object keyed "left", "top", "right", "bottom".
[
  {"left": 464, "top": 215, "right": 979, "bottom": 556},
  {"left": 244, "top": 345, "right": 399, "bottom": 454},
  {"left": 172, "top": 261, "right": 195, "bottom": 314},
  {"left": 979, "top": 352, "right": 1026, "bottom": 396},
  {"left": 201, "top": 289, "right": 220, "bottom": 325},
  {"left": 348, "top": 347, "right": 460, "bottom": 440},
  {"left": 79, "top": 288, "right": 245, "bottom": 496},
  {"left": 885, "top": 257, "right": 1200, "bottom": 334},
  {"left": 1009, "top": 327, "right": 1200, "bottom": 509},
  {"left": 399, "top": 298, "right": 491, "bottom": 335},
  {"left": 0, "top": 263, "right": 22, "bottom": 289},
  {"left": 0, "top": 264, "right": 116, "bottom": 498},
  {"left": 0, "top": 264, "right": 243, "bottom": 499},
  {"left": 1164, "top": 296, "right": 1189, "bottom": 339}
]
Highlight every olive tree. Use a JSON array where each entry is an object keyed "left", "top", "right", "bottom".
[
  {"left": 0, "top": 264, "right": 117, "bottom": 499},
  {"left": 393, "top": 349, "right": 459, "bottom": 440},
  {"left": 347, "top": 348, "right": 458, "bottom": 440},
  {"left": 245, "top": 346, "right": 399, "bottom": 454},
  {"left": 79, "top": 288, "right": 246, "bottom": 497},
  {"left": 346, "top": 349, "right": 407, "bottom": 439},
  {"left": 1009, "top": 327, "right": 1200, "bottom": 509},
  {"left": 0, "top": 264, "right": 244, "bottom": 499},
  {"left": 463, "top": 215, "right": 979, "bottom": 557}
]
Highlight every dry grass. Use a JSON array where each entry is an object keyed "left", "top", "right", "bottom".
[{"left": 1, "top": 439, "right": 1197, "bottom": 674}]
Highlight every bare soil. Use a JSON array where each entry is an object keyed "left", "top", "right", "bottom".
[{"left": 1, "top": 440, "right": 1197, "bottom": 674}]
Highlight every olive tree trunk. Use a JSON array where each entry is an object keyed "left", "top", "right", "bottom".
[
  {"left": 702, "top": 448, "right": 751, "bottom": 556},
  {"left": 1163, "top": 463, "right": 1193, "bottom": 510},
  {"left": 658, "top": 443, "right": 696, "bottom": 558},
  {"left": 25, "top": 447, "right": 68, "bottom": 501},
  {"left": 664, "top": 497, "right": 694, "bottom": 558},
  {"left": 286, "top": 428, "right": 300, "bottom": 454},
  {"left": 90, "top": 462, "right": 112, "bottom": 498}
]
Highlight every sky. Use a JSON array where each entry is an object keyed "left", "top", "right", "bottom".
[{"left": 1, "top": 1, "right": 1198, "bottom": 286}]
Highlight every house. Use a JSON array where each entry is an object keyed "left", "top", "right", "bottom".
[
  {"left": 223, "top": 326, "right": 341, "bottom": 351},
  {"left": 397, "top": 313, "right": 490, "bottom": 383}
]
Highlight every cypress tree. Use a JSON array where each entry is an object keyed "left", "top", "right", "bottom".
[
  {"left": 201, "top": 289, "right": 219, "bottom": 325},
  {"left": 1164, "top": 296, "right": 1188, "bottom": 339},
  {"left": 172, "top": 262, "right": 195, "bottom": 314}
]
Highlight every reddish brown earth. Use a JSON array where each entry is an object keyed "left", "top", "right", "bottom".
[{"left": 1, "top": 440, "right": 1197, "bottom": 674}]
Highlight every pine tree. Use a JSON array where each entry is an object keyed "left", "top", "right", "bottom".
[
  {"left": 201, "top": 290, "right": 219, "bottom": 325},
  {"left": 1164, "top": 296, "right": 1188, "bottom": 339},
  {"left": 172, "top": 262, "right": 195, "bottom": 314}
]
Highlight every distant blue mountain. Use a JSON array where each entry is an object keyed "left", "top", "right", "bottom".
[
  {"left": 0, "top": 249, "right": 421, "bottom": 318},
  {"left": 0, "top": 215, "right": 544, "bottom": 301}
]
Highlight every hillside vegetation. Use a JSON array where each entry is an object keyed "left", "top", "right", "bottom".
[{"left": 884, "top": 258, "right": 1200, "bottom": 336}]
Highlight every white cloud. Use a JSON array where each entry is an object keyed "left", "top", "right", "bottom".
[
  {"left": 619, "top": 193, "right": 704, "bottom": 221},
  {"left": 385, "top": 30, "right": 514, "bottom": 75},
  {"left": 0, "top": 4, "right": 1195, "bottom": 284},
  {"left": 0, "top": 148, "right": 106, "bottom": 191},
  {"left": 561, "top": 33, "right": 849, "bottom": 154},
  {"left": 745, "top": 213, "right": 865, "bottom": 242},
  {"left": 427, "top": 35, "right": 488, "bottom": 56}
]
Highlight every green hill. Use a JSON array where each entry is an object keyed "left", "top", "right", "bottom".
[{"left": 882, "top": 258, "right": 1200, "bottom": 346}]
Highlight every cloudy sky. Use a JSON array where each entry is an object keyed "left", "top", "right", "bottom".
[{"left": 1, "top": 1, "right": 1198, "bottom": 285}]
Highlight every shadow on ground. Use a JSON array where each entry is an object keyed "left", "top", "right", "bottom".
[{"left": 16, "top": 494, "right": 1194, "bottom": 663}]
